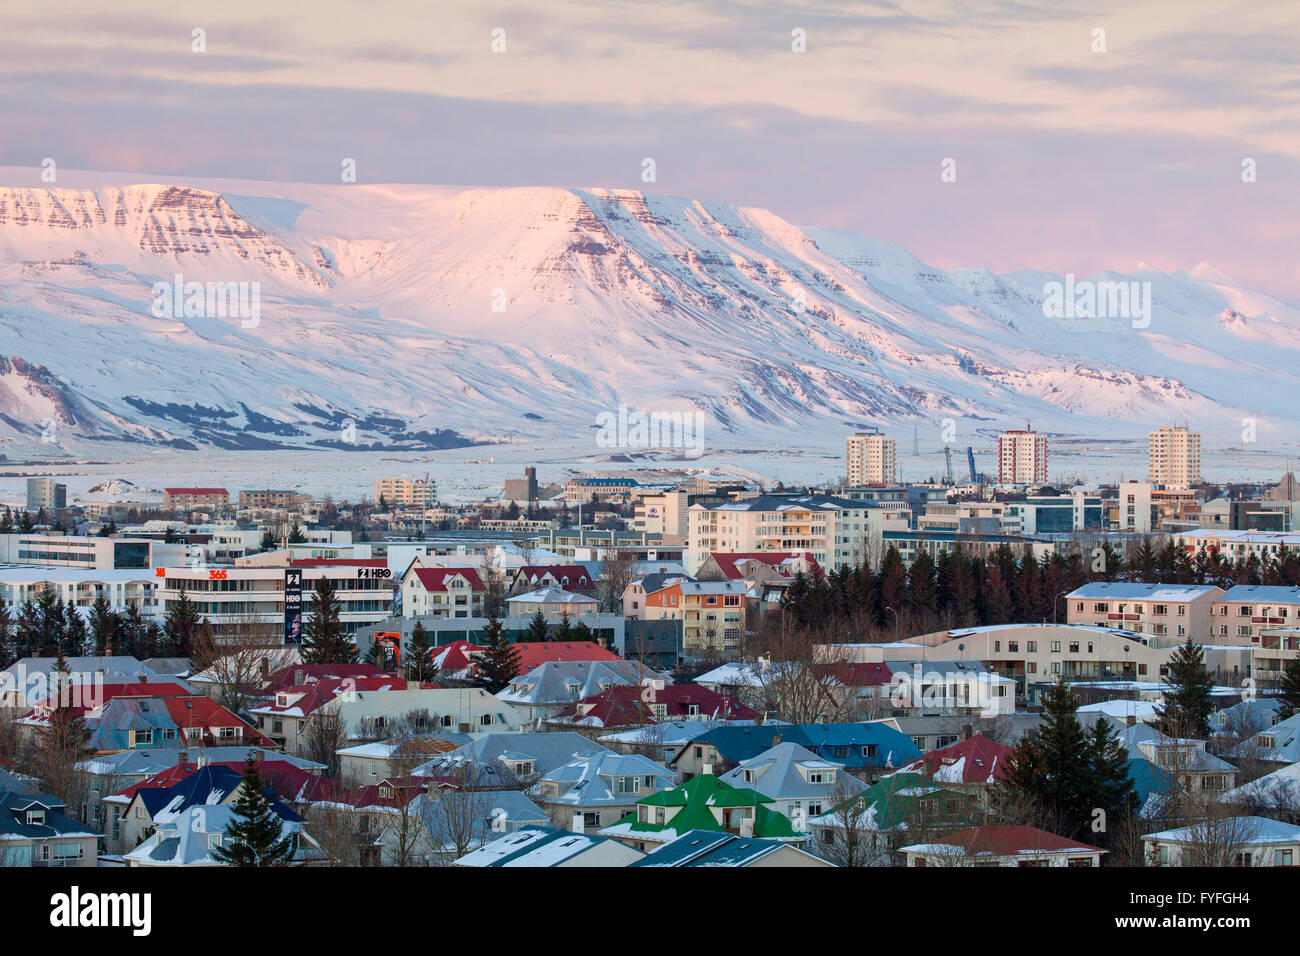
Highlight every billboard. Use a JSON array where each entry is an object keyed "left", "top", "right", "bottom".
[{"left": 284, "top": 568, "right": 304, "bottom": 644}]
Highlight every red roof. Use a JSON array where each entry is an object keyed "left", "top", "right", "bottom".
[
  {"left": 26, "top": 681, "right": 190, "bottom": 720},
  {"left": 259, "top": 663, "right": 395, "bottom": 696},
  {"left": 430, "top": 641, "right": 484, "bottom": 674},
  {"left": 898, "top": 734, "right": 1015, "bottom": 784},
  {"left": 254, "top": 676, "right": 412, "bottom": 717},
  {"left": 291, "top": 558, "right": 389, "bottom": 568},
  {"left": 809, "top": 661, "right": 895, "bottom": 687},
  {"left": 707, "top": 552, "right": 823, "bottom": 580},
  {"left": 512, "top": 641, "right": 621, "bottom": 674},
  {"left": 160, "top": 696, "right": 275, "bottom": 744},
  {"left": 556, "top": 684, "right": 758, "bottom": 726},
  {"left": 110, "top": 756, "right": 320, "bottom": 803},
  {"left": 921, "top": 825, "right": 1104, "bottom": 856},
  {"left": 411, "top": 567, "right": 485, "bottom": 592},
  {"left": 163, "top": 487, "right": 228, "bottom": 495}
]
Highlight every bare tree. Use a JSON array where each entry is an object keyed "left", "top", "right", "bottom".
[
  {"left": 1167, "top": 805, "right": 1264, "bottom": 867},
  {"left": 191, "top": 612, "right": 288, "bottom": 716},
  {"left": 301, "top": 709, "right": 349, "bottom": 777},
  {"left": 598, "top": 548, "right": 640, "bottom": 614},
  {"left": 428, "top": 784, "right": 495, "bottom": 865}
]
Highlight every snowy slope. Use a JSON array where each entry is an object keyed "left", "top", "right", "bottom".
[{"left": 0, "top": 173, "right": 1295, "bottom": 456}]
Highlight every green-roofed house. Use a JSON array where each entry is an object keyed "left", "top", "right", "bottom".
[
  {"left": 597, "top": 774, "right": 803, "bottom": 852},
  {"left": 804, "top": 771, "right": 984, "bottom": 866}
]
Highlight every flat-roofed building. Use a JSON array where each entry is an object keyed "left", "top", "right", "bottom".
[
  {"left": 1149, "top": 425, "right": 1201, "bottom": 490},
  {"left": 1065, "top": 582, "right": 1224, "bottom": 643}
]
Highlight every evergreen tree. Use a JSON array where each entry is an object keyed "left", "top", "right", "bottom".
[
  {"left": 477, "top": 613, "right": 520, "bottom": 694},
  {"left": 287, "top": 521, "right": 307, "bottom": 544},
  {"left": 0, "top": 596, "right": 13, "bottom": 670},
  {"left": 572, "top": 620, "right": 594, "bottom": 643},
  {"left": 163, "top": 586, "right": 203, "bottom": 657},
  {"left": 404, "top": 621, "right": 434, "bottom": 681},
  {"left": 0, "top": 507, "right": 13, "bottom": 533},
  {"left": 34, "top": 585, "right": 66, "bottom": 656},
  {"left": 525, "top": 609, "right": 550, "bottom": 642},
  {"left": 998, "top": 678, "right": 1093, "bottom": 837},
  {"left": 300, "top": 578, "right": 357, "bottom": 664},
  {"left": 63, "top": 607, "right": 88, "bottom": 657},
  {"left": 17, "top": 511, "right": 35, "bottom": 533},
  {"left": 876, "top": 546, "right": 907, "bottom": 626},
  {"left": 554, "top": 611, "right": 574, "bottom": 642},
  {"left": 1278, "top": 656, "right": 1300, "bottom": 721},
  {"left": 906, "top": 552, "right": 937, "bottom": 614},
  {"left": 259, "top": 527, "right": 277, "bottom": 551},
  {"left": 211, "top": 756, "right": 296, "bottom": 867},
  {"left": 1084, "top": 715, "right": 1140, "bottom": 833},
  {"left": 88, "top": 594, "right": 117, "bottom": 655},
  {"left": 1158, "top": 637, "right": 1214, "bottom": 738}
]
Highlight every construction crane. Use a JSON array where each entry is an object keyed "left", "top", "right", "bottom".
[
  {"left": 944, "top": 445, "right": 955, "bottom": 484},
  {"left": 967, "top": 446, "right": 978, "bottom": 484}
]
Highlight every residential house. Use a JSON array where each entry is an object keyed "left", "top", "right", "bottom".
[
  {"left": 496, "top": 659, "right": 668, "bottom": 723},
  {"left": 337, "top": 734, "right": 471, "bottom": 785},
  {"left": 643, "top": 581, "right": 747, "bottom": 654},
  {"left": 1218, "top": 760, "right": 1300, "bottom": 814},
  {"left": 401, "top": 567, "right": 485, "bottom": 619},
  {"left": 414, "top": 732, "right": 613, "bottom": 789},
  {"left": 506, "top": 587, "right": 600, "bottom": 620},
  {"left": 455, "top": 824, "right": 645, "bottom": 867},
  {"left": 1231, "top": 712, "right": 1300, "bottom": 768},
  {"left": 719, "top": 742, "right": 867, "bottom": 830},
  {"left": 124, "top": 803, "right": 318, "bottom": 866},
  {"left": 598, "top": 774, "right": 803, "bottom": 852},
  {"left": 901, "top": 825, "right": 1106, "bottom": 867},
  {"left": 1142, "top": 817, "right": 1300, "bottom": 867},
  {"left": 508, "top": 565, "right": 596, "bottom": 596},
  {"left": 597, "top": 719, "right": 767, "bottom": 764},
  {"left": 534, "top": 752, "right": 677, "bottom": 832},
  {"left": 0, "top": 791, "right": 100, "bottom": 867},
  {"left": 85, "top": 695, "right": 274, "bottom": 754},
  {"left": 547, "top": 683, "right": 758, "bottom": 732},
  {"left": 670, "top": 723, "right": 922, "bottom": 781},
  {"left": 622, "top": 571, "right": 694, "bottom": 620},
  {"left": 630, "top": 828, "right": 833, "bottom": 867}
]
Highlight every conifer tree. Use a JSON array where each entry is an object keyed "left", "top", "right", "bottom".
[
  {"left": 1158, "top": 637, "right": 1214, "bottom": 738},
  {"left": 0, "top": 596, "right": 13, "bottom": 670},
  {"left": 211, "top": 756, "right": 296, "bottom": 867},
  {"left": 525, "top": 609, "right": 550, "bottom": 642},
  {"left": 0, "top": 507, "right": 13, "bottom": 533},
  {"left": 1278, "top": 656, "right": 1300, "bottom": 721},
  {"left": 998, "top": 678, "right": 1092, "bottom": 836},
  {"left": 404, "top": 621, "right": 433, "bottom": 681},
  {"left": 478, "top": 613, "right": 521, "bottom": 694},
  {"left": 163, "top": 586, "right": 203, "bottom": 657},
  {"left": 300, "top": 578, "right": 357, "bottom": 664},
  {"left": 88, "top": 594, "right": 117, "bottom": 655}
]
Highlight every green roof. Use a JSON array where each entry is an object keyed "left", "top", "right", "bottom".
[{"left": 616, "top": 774, "right": 797, "bottom": 839}]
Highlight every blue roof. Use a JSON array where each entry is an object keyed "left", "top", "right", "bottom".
[
  {"left": 676, "top": 722, "right": 921, "bottom": 769},
  {"left": 629, "top": 829, "right": 794, "bottom": 867}
]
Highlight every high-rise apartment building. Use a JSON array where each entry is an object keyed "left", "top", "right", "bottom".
[
  {"left": 997, "top": 427, "right": 1048, "bottom": 485},
  {"left": 26, "top": 477, "right": 66, "bottom": 512},
  {"left": 1149, "top": 425, "right": 1201, "bottom": 489},
  {"left": 374, "top": 476, "right": 437, "bottom": 509},
  {"left": 845, "top": 432, "right": 896, "bottom": 485}
]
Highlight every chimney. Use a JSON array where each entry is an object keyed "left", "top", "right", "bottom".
[
  {"left": 962, "top": 723, "right": 973, "bottom": 740},
  {"left": 772, "top": 734, "right": 781, "bottom": 747},
  {"left": 1126, "top": 715, "right": 1136, "bottom": 728},
  {"left": 177, "top": 749, "right": 189, "bottom": 768}
]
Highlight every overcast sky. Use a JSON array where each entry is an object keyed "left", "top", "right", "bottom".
[{"left": 3, "top": 0, "right": 1297, "bottom": 297}]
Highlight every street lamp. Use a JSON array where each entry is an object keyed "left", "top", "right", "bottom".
[
  {"left": 885, "top": 605, "right": 899, "bottom": 643},
  {"left": 1053, "top": 590, "right": 1070, "bottom": 625}
]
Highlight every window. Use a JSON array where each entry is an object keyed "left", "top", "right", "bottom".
[
  {"left": 1274, "top": 849, "right": 1293, "bottom": 866},
  {"left": 1027, "top": 641, "right": 1037, "bottom": 652},
  {"left": 1008, "top": 641, "right": 1018, "bottom": 653},
  {"left": 807, "top": 771, "right": 826, "bottom": 784},
  {"left": 1051, "top": 641, "right": 1061, "bottom": 653},
  {"left": 1068, "top": 642, "right": 1079, "bottom": 653}
]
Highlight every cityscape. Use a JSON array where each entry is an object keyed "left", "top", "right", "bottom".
[{"left": 1, "top": 0, "right": 1294, "bottom": 935}]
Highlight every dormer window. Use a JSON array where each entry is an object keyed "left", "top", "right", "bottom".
[{"left": 26, "top": 809, "right": 45, "bottom": 826}]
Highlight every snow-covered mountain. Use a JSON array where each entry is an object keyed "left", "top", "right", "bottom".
[{"left": 0, "top": 174, "right": 1295, "bottom": 455}]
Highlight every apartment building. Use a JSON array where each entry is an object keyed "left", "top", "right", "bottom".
[
  {"left": 633, "top": 490, "right": 691, "bottom": 537},
  {"left": 25, "top": 477, "right": 66, "bottom": 512},
  {"left": 374, "top": 476, "right": 437, "bottom": 509},
  {"left": 997, "top": 428, "right": 1048, "bottom": 485},
  {"left": 1211, "top": 585, "right": 1300, "bottom": 642},
  {"left": 237, "top": 489, "right": 301, "bottom": 509},
  {"left": 0, "top": 567, "right": 160, "bottom": 617},
  {"left": 162, "top": 487, "right": 230, "bottom": 512},
  {"left": 1149, "top": 425, "right": 1201, "bottom": 490},
  {"left": 0, "top": 533, "right": 184, "bottom": 570},
  {"left": 845, "top": 431, "right": 896, "bottom": 486},
  {"left": 643, "top": 581, "right": 747, "bottom": 654},
  {"left": 685, "top": 494, "right": 884, "bottom": 576},
  {"left": 1174, "top": 529, "right": 1300, "bottom": 562},
  {"left": 1065, "top": 582, "right": 1224, "bottom": 642},
  {"left": 562, "top": 477, "right": 641, "bottom": 503},
  {"left": 1115, "top": 481, "right": 1155, "bottom": 533},
  {"left": 156, "top": 562, "right": 395, "bottom": 640}
]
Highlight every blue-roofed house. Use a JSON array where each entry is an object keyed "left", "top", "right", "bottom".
[
  {"left": 670, "top": 722, "right": 921, "bottom": 781},
  {"left": 412, "top": 731, "right": 613, "bottom": 788},
  {"left": 123, "top": 804, "right": 320, "bottom": 867},
  {"left": 454, "top": 824, "right": 644, "bottom": 867},
  {"left": 718, "top": 742, "right": 867, "bottom": 828},
  {"left": 1231, "top": 712, "right": 1300, "bottom": 768},
  {"left": 0, "top": 791, "right": 101, "bottom": 867},
  {"left": 631, "top": 828, "right": 833, "bottom": 867}
]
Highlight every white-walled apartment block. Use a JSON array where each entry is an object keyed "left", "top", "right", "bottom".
[
  {"left": 1149, "top": 425, "right": 1201, "bottom": 490},
  {"left": 0, "top": 533, "right": 184, "bottom": 570},
  {"left": 1173, "top": 529, "right": 1300, "bottom": 563},
  {"left": 997, "top": 428, "right": 1048, "bottom": 485},
  {"left": 0, "top": 567, "right": 161, "bottom": 618},
  {"left": 845, "top": 432, "right": 896, "bottom": 485},
  {"left": 1117, "top": 481, "right": 1155, "bottom": 533},
  {"left": 685, "top": 494, "right": 886, "bottom": 576},
  {"left": 156, "top": 561, "right": 395, "bottom": 640},
  {"left": 374, "top": 476, "right": 437, "bottom": 509}
]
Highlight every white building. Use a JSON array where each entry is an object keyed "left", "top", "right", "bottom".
[
  {"left": 1117, "top": 481, "right": 1154, "bottom": 533},
  {"left": 1149, "top": 425, "right": 1201, "bottom": 490},
  {"left": 0, "top": 567, "right": 161, "bottom": 618},
  {"left": 845, "top": 432, "right": 896, "bottom": 486},
  {"left": 997, "top": 427, "right": 1048, "bottom": 485},
  {"left": 374, "top": 476, "right": 437, "bottom": 509}
]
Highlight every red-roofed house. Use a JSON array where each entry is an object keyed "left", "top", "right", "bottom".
[
  {"left": 806, "top": 661, "right": 898, "bottom": 718},
  {"left": 429, "top": 641, "right": 485, "bottom": 678},
  {"left": 508, "top": 565, "right": 596, "bottom": 596},
  {"left": 896, "top": 733, "right": 1015, "bottom": 787},
  {"left": 250, "top": 676, "right": 414, "bottom": 751},
  {"left": 901, "top": 825, "right": 1105, "bottom": 867},
  {"left": 19, "top": 681, "right": 191, "bottom": 729},
  {"left": 510, "top": 642, "right": 622, "bottom": 675},
  {"left": 696, "top": 552, "right": 822, "bottom": 583},
  {"left": 257, "top": 663, "right": 396, "bottom": 698},
  {"left": 161, "top": 696, "right": 277, "bottom": 748},
  {"left": 162, "top": 488, "right": 229, "bottom": 511},
  {"left": 402, "top": 567, "right": 485, "bottom": 619},
  {"left": 549, "top": 684, "right": 758, "bottom": 729}
]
